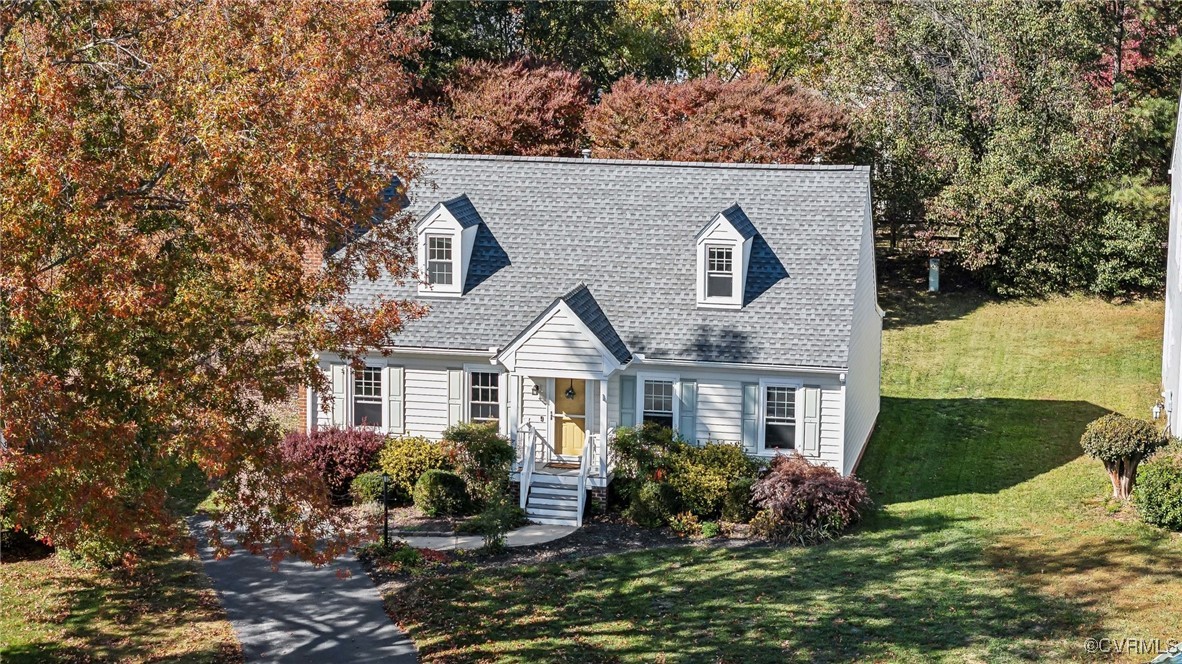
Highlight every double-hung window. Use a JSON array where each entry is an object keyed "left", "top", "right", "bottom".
[
  {"left": 763, "top": 385, "right": 796, "bottom": 450},
  {"left": 642, "top": 379, "right": 675, "bottom": 429},
  {"left": 427, "top": 235, "right": 453, "bottom": 286},
  {"left": 706, "top": 246, "right": 734, "bottom": 298},
  {"left": 353, "top": 366, "right": 383, "bottom": 427},
  {"left": 469, "top": 371, "right": 500, "bottom": 422}
]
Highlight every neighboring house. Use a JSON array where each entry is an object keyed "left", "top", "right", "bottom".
[
  {"left": 310, "top": 154, "right": 882, "bottom": 526},
  {"left": 1164, "top": 95, "right": 1182, "bottom": 437}
]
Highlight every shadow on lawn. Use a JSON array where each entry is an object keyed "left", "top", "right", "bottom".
[
  {"left": 2, "top": 551, "right": 236, "bottom": 664},
  {"left": 390, "top": 511, "right": 1091, "bottom": 663},
  {"left": 858, "top": 397, "right": 1109, "bottom": 506}
]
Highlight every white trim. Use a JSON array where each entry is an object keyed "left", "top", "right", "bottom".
[
  {"left": 463, "top": 363, "right": 505, "bottom": 428},
  {"left": 756, "top": 377, "right": 804, "bottom": 455},
  {"left": 636, "top": 371, "right": 680, "bottom": 432},
  {"left": 633, "top": 356, "right": 846, "bottom": 376}
]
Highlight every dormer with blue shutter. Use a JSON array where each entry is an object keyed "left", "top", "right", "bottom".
[
  {"left": 416, "top": 194, "right": 483, "bottom": 297},
  {"left": 695, "top": 204, "right": 756, "bottom": 309}
]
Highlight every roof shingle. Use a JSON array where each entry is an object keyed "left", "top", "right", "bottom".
[{"left": 346, "top": 153, "right": 870, "bottom": 369}]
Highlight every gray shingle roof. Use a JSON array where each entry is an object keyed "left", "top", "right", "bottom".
[
  {"left": 438, "top": 194, "right": 483, "bottom": 229},
  {"left": 558, "top": 283, "right": 632, "bottom": 365},
  {"left": 346, "top": 154, "right": 870, "bottom": 369}
]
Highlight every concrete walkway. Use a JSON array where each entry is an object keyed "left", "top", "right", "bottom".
[
  {"left": 398, "top": 523, "right": 577, "bottom": 551},
  {"left": 190, "top": 519, "right": 417, "bottom": 664}
]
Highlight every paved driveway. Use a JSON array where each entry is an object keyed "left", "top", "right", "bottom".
[{"left": 191, "top": 519, "right": 417, "bottom": 663}]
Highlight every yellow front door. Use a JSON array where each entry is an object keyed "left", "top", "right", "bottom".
[{"left": 553, "top": 379, "right": 587, "bottom": 456}]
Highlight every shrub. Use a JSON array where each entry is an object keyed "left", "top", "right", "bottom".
[
  {"left": 722, "top": 477, "right": 759, "bottom": 523},
  {"left": 280, "top": 427, "right": 384, "bottom": 500},
  {"left": 668, "top": 442, "right": 760, "bottom": 519},
  {"left": 441, "top": 421, "right": 515, "bottom": 506},
  {"left": 1133, "top": 453, "right": 1182, "bottom": 531},
  {"left": 379, "top": 435, "right": 452, "bottom": 501},
  {"left": 669, "top": 511, "right": 701, "bottom": 537},
  {"left": 625, "top": 480, "right": 679, "bottom": 528},
  {"left": 700, "top": 521, "right": 721, "bottom": 539},
  {"left": 413, "top": 469, "right": 471, "bottom": 517},
  {"left": 750, "top": 454, "right": 871, "bottom": 544},
  {"left": 611, "top": 423, "right": 687, "bottom": 481},
  {"left": 458, "top": 496, "right": 528, "bottom": 551},
  {"left": 1079, "top": 414, "right": 1166, "bottom": 500},
  {"left": 350, "top": 471, "right": 385, "bottom": 505}
]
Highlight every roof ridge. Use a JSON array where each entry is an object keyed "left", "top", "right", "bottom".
[{"left": 413, "top": 152, "right": 869, "bottom": 172}]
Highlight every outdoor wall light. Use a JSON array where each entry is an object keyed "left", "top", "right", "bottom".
[{"left": 531, "top": 384, "right": 540, "bottom": 396}]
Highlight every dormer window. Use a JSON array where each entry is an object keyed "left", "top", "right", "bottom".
[
  {"left": 427, "top": 235, "right": 454, "bottom": 286},
  {"left": 695, "top": 204, "right": 756, "bottom": 309},
  {"left": 706, "top": 246, "right": 734, "bottom": 298},
  {"left": 415, "top": 194, "right": 484, "bottom": 297}
]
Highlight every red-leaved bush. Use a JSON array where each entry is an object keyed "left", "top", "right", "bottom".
[
  {"left": 750, "top": 453, "right": 871, "bottom": 544},
  {"left": 280, "top": 428, "right": 385, "bottom": 500}
]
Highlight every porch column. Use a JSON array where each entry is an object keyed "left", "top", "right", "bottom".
[
  {"left": 507, "top": 374, "right": 520, "bottom": 443},
  {"left": 599, "top": 378, "right": 609, "bottom": 477}
]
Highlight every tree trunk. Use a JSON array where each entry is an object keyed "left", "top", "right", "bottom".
[{"left": 1105, "top": 454, "right": 1143, "bottom": 501}]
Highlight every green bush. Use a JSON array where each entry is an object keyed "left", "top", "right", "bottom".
[
  {"left": 458, "top": 496, "right": 528, "bottom": 551},
  {"left": 611, "top": 422, "right": 687, "bottom": 481},
  {"left": 668, "top": 442, "right": 760, "bottom": 519},
  {"left": 1133, "top": 454, "right": 1182, "bottom": 531},
  {"left": 350, "top": 471, "right": 385, "bottom": 505},
  {"left": 625, "top": 480, "right": 679, "bottom": 528},
  {"left": 1080, "top": 414, "right": 1166, "bottom": 500},
  {"left": 379, "top": 435, "right": 452, "bottom": 502},
  {"left": 700, "top": 521, "right": 721, "bottom": 538},
  {"left": 722, "top": 476, "right": 758, "bottom": 523},
  {"left": 441, "top": 421, "right": 515, "bottom": 506},
  {"left": 413, "top": 469, "right": 471, "bottom": 517}
]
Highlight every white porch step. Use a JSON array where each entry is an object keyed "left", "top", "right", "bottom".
[
  {"left": 525, "top": 480, "right": 582, "bottom": 527},
  {"left": 530, "top": 515, "right": 580, "bottom": 526}
]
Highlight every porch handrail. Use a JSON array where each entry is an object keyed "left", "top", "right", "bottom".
[
  {"left": 576, "top": 430, "right": 593, "bottom": 527},
  {"left": 598, "top": 426, "right": 616, "bottom": 478},
  {"left": 519, "top": 423, "right": 539, "bottom": 509}
]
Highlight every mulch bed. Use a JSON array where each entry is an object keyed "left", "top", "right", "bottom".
[{"left": 360, "top": 513, "right": 763, "bottom": 594}]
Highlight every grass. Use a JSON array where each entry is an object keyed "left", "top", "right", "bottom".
[
  {"left": 386, "top": 293, "right": 1182, "bottom": 663},
  {"left": 0, "top": 546, "right": 240, "bottom": 663}
]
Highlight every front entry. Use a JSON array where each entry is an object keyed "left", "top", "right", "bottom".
[{"left": 553, "top": 378, "right": 587, "bottom": 456}]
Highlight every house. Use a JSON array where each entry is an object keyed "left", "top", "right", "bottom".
[
  {"left": 310, "top": 154, "right": 882, "bottom": 526},
  {"left": 1164, "top": 94, "right": 1182, "bottom": 437}
]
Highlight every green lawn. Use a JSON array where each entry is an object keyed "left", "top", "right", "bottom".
[
  {"left": 0, "top": 546, "right": 240, "bottom": 663},
  {"left": 387, "top": 294, "right": 1182, "bottom": 663}
]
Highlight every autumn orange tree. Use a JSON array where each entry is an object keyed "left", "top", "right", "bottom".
[
  {"left": 1, "top": 1, "right": 428, "bottom": 564},
  {"left": 434, "top": 58, "right": 590, "bottom": 157},
  {"left": 586, "top": 75, "right": 854, "bottom": 164}
]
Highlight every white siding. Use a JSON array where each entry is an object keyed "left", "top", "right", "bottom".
[
  {"left": 405, "top": 367, "right": 449, "bottom": 440},
  {"left": 1163, "top": 95, "right": 1182, "bottom": 436},
  {"left": 513, "top": 309, "right": 605, "bottom": 376},
  {"left": 520, "top": 376, "right": 549, "bottom": 428},
  {"left": 696, "top": 380, "right": 743, "bottom": 443},
  {"left": 843, "top": 197, "right": 883, "bottom": 475},
  {"left": 606, "top": 364, "right": 846, "bottom": 473}
]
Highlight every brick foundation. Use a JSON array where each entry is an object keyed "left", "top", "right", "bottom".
[{"left": 589, "top": 485, "right": 608, "bottom": 513}]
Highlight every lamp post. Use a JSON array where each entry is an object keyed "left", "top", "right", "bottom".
[{"left": 381, "top": 472, "right": 390, "bottom": 548}]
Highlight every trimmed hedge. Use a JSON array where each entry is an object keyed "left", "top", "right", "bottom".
[
  {"left": 413, "top": 469, "right": 471, "bottom": 517},
  {"left": 1134, "top": 454, "right": 1182, "bottom": 531},
  {"left": 350, "top": 471, "right": 385, "bottom": 504}
]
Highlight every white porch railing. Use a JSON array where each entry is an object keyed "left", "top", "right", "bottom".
[{"left": 518, "top": 423, "right": 542, "bottom": 509}]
